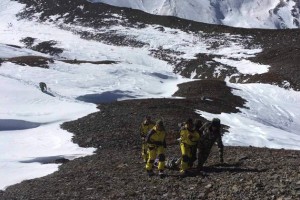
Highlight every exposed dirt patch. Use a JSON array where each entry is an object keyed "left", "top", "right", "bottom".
[
  {"left": 20, "top": 37, "right": 36, "bottom": 48},
  {"left": 174, "top": 53, "right": 239, "bottom": 80},
  {"left": 32, "top": 41, "right": 63, "bottom": 56},
  {"left": 4, "top": 56, "right": 54, "bottom": 68},
  {"left": 173, "top": 80, "right": 246, "bottom": 114},
  {"left": 150, "top": 46, "right": 185, "bottom": 66},
  {"left": 20, "top": 37, "right": 64, "bottom": 56},
  {"left": 249, "top": 46, "right": 300, "bottom": 90},
  {"left": 2, "top": 56, "right": 118, "bottom": 68},
  {"left": 60, "top": 59, "right": 118, "bottom": 65}
]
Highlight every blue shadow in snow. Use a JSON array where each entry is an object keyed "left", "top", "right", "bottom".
[
  {"left": 0, "top": 119, "right": 40, "bottom": 131},
  {"left": 20, "top": 156, "right": 69, "bottom": 164},
  {"left": 43, "top": 90, "right": 55, "bottom": 97},
  {"left": 76, "top": 90, "right": 136, "bottom": 104},
  {"left": 148, "top": 72, "right": 173, "bottom": 79}
]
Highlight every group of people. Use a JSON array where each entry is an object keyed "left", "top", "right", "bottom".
[{"left": 139, "top": 116, "right": 224, "bottom": 177}]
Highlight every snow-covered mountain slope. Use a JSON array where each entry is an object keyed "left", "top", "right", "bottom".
[{"left": 90, "top": 0, "right": 300, "bottom": 29}]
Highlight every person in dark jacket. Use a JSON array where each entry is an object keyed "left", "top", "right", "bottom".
[
  {"left": 39, "top": 82, "right": 47, "bottom": 92},
  {"left": 197, "top": 118, "right": 224, "bottom": 169},
  {"left": 188, "top": 119, "right": 203, "bottom": 167}
]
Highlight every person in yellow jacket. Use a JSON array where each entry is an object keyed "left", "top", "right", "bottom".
[
  {"left": 179, "top": 118, "right": 200, "bottom": 175},
  {"left": 139, "top": 116, "right": 155, "bottom": 163},
  {"left": 145, "top": 120, "right": 167, "bottom": 177}
]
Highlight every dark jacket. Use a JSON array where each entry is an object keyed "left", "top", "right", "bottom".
[{"left": 197, "top": 122, "right": 224, "bottom": 164}]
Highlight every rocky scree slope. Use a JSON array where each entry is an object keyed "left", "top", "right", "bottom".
[{"left": 1, "top": 80, "right": 300, "bottom": 199}]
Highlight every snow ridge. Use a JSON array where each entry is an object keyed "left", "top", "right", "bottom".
[{"left": 90, "top": 0, "right": 300, "bottom": 29}]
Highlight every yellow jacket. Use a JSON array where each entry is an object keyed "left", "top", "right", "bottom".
[
  {"left": 140, "top": 121, "right": 155, "bottom": 137},
  {"left": 180, "top": 127, "right": 200, "bottom": 146},
  {"left": 146, "top": 126, "right": 166, "bottom": 147}
]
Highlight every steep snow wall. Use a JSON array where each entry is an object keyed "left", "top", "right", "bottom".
[{"left": 89, "top": 0, "right": 300, "bottom": 29}]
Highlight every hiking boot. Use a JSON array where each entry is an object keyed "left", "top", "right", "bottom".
[
  {"left": 180, "top": 170, "right": 189, "bottom": 177},
  {"left": 158, "top": 170, "right": 165, "bottom": 178},
  {"left": 197, "top": 164, "right": 203, "bottom": 171},
  {"left": 147, "top": 170, "right": 154, "bottom": 177}
]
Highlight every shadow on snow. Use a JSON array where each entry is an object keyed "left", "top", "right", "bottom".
[
  {"left": 20, "top": 155, "right": 70, "bottom": 164},
  {"left": 0, "top": 119, "right": 41, "bottom": 131},
  {"left": 76, "top": 90, "right": 136, "bottom": 104}
]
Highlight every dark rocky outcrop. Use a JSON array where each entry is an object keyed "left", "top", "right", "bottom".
[
  {"left": 5, "top": 56, "right": 53, "bottom": 68},
  {"left": 20, "top": 38, "right": 64, "bottom": 56},
  {"left": 60, "top": 59, "right": 118, "bottom": 65}
]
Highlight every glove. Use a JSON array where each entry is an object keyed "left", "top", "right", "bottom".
[{"left": 153, "top": 141, "right": 163, "bottom": 146}]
